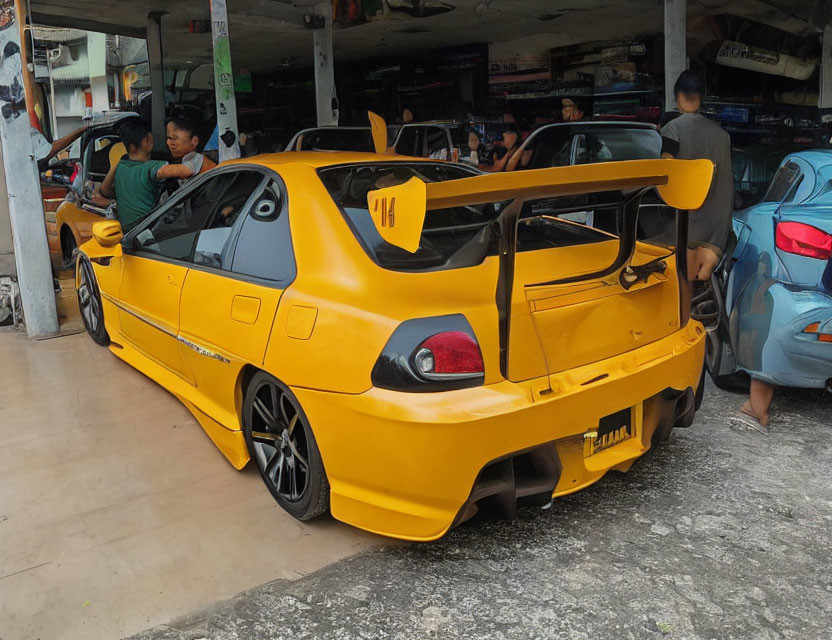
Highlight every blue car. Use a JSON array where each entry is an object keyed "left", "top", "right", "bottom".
[{"left": 701, "top": 150, "right": 832, "bottom": 391}]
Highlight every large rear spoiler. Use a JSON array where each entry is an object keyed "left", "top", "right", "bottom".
[{"left": 367, "top": 159, "right": 714, "bottom": 253}]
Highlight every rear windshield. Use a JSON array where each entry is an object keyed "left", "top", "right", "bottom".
[
  {"left": 527, "top": 126, "right": 660, "bottom": 169},
  {"left": 293, "top": 129, "right": 374, "bottom": 152},
  {"left": 317, "top": 162, "right": 620, "bottom": 272}
]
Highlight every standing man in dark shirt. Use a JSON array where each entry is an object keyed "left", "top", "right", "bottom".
[
  {"left": 99, "top": 118, "right": 193, "bottom": 230},
  {"left": 660, "top": 71, "right": 734, "bottom": 282}
]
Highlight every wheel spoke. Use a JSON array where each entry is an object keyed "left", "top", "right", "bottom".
[
  {"left": 279, "top": 393, "right": 293, "bottom": 426},
  {"left": 251, "top": 430, "right": 279, "bottom": 445},
  {"left": 289, "top": 456, "right": 298, "bottom": 499},
  {"left": 276, "top": 453, "right": 285, "bottom": 492},
  {"left": 264, "top": 450, "right": 282, "bottom": 482},
  {"left": 269, "top": 384, "right": 279, "bottom": 421},
  {"left": 253, "top": 395, "right": 279, "bottom": 429},
  {"left": 287, "top": 414, "right": 298, "bottom": 436},
  {"left": 287, "top": 437, "right": 308, "bottom": 468}
]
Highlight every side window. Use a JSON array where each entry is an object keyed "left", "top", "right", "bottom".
[
  {"left": 395, "top": 127, "right": 419, "bottom": 157},
  {"left": 134, "top": 170, "right": 264, "bottom": 268},
  {"left": 426, "top": 127, "right": 449, "bottom": 160},
  {"left": 230, "top": 182, "right": 295, "bottom": 282},
  {"left": 762, "top": 161, "right": 800, "bottom": 203},
  {"left": 527, "top": 129, "right": 574, "bottom": 169}
]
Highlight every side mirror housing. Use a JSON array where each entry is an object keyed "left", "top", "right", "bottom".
[{"left": 92, "top": 220, "right": 123, "bottom": 247}]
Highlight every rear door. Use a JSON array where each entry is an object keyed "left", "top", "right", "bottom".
[{"left": 177, "top": 174, "right": 293, "bottom": 421}]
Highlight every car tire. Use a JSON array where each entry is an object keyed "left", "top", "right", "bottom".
[
  {"left": 76, "top": 254, "right": 109, "bottom": 346},
  {"left": 243, "top": 372, "right": 330, "bottom": 521},
  {"left": 62, "top": 229, "right": 78, "bottom": 268}
]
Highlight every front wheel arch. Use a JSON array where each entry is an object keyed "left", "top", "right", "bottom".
[{"left": 60, "top": 225, "right": 78, "bottom": 262}]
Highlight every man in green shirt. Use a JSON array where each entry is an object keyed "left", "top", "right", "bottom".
[{"left": 100, "top": 117, "right": 193, "bottom": 230}]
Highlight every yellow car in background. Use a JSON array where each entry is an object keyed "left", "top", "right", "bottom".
[
  {"left": 54, "top": 115, "right": 132, "bottom": 263},
  {"left": 76, "top": 150, "right": 712, "bottom": 541}
]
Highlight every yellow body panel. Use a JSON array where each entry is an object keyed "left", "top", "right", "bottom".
[
  {"left": 80, "top": 153, "right": 710, "bottom": 541},
  {"left": 56, "top": 199, "right": 105, "bottom": 252}
]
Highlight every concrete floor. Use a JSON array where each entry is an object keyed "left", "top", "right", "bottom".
[
  {"left": 126, "top": 381, "right": 832, "bottom": 640},
  {"left": 0, "top": 329, "right": 381, "bottom": 640}
]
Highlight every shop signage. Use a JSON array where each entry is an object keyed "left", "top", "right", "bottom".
[{"left": 716, "top": 41, "right": 815, "bottom": 81}]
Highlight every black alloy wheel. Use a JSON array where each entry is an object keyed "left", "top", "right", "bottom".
[
  {"left": 243, "top": 372, "right": 329, "bottom": 520},
  {"left": 76, "top": 255, "right": 109, "bottom": 346}
]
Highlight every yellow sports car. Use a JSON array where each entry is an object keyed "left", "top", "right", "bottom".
[{"left": 76, "top": 148, "right": 713, "bottom": 541}]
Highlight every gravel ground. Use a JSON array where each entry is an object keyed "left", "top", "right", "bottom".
[{"left": 129, "top": 381, "right": 832, "bottom": 640}]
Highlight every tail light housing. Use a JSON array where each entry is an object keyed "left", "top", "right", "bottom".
[
  {"left": 372, "top": 315, "right": 485, "bottom": 392},
  {"left": 775, "top": 222, "right": 832, "bottom": 260}
]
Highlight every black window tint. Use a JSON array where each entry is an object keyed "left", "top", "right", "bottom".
[
  {"left": 527, "top": 129, "right": 574, "bottom": 168},
  {"left": 318, "top": 162, "right": 618, "bottom": 273},
  {"left": 231, "top": 184, "right": 296, "bottom": 282},
  {"left": 763, "top": 162, "right": 801, "bottom": 203},
  {"left": 395, "top": 127, "right": 419, "bottom": 156},
  {"left": 426, "top": 127, "right": 449, "bottom": 158},
  {"left": 528, "top": 127, "right": 660, "bottom": 169},
  {"left": 133, "top": 170, "right": 264, "bottom": 269}
]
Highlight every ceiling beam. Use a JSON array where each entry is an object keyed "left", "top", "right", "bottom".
[{"left": 31, "top": 12, "right": 147, "bottom": 38}]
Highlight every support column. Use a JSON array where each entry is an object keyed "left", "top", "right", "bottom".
[
  {"left": 313, "top": 2, "right": 338, "bottom": 126},
  {"left": 821, "top": 25, "right": 832, "bottom": 116},
  {"left": 209, "top": 0, "right": 240, "bottom": 162},
  {"left": 0, "top": 1, "right": 58, "bottom": 337},
  {"left": 147, "top": 12, "right": 166, "bottom": 152},
  {"left": 664, "top": 0, "right": 687, "bottom": 111}
]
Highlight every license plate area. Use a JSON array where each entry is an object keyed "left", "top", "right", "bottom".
[{"left": 584, "top": 407, "right": 633, "bottom": 456}]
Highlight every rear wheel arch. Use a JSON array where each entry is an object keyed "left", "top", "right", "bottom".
[
  {"left": 236, "top": 364, "right": 261, "bottom": 426},
  {"left": 60, "top": 225, "right": 78, "bottom": 261},
  {"left": 242, "top": 370, "right": 330, "bottom": 520}
]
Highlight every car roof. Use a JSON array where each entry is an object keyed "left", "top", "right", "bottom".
[
  {"left": 228, "top": 151, "right": 434, "bottom": 170},
  {"left": 784, "top": 149, "right": 832, "bottom": 167},
  {"left": 533, "top": 120, "right": 657, "bottom": 131}
]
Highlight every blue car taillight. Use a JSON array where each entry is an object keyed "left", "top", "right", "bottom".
[{"left": 371, "top": 315, "right": 485, "bottom": 392}]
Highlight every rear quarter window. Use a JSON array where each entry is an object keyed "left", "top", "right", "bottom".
[{"left": 317, "top": 162, "right": 621, "bottom": 273}]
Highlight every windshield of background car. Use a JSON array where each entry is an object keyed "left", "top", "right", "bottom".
[
  {"left": 317, "top": 162, "right": 675, "bottom": 274},
  {"left": 296, "top": 129, "right": 374, "bottom": 152},
  {"left": 527, "top": 126, "right": 660, "bottom": 169}
]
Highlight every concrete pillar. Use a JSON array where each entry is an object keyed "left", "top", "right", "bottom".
[
  {"left": 209, "top": 0, "right": 240, "bottom": 162},
  {"left": 147, "top": 12, "right": 166, "bottom": 152},
  {"left": 0, "top": 1, "right": 58, "bottom": 337},
  {"left": 0, "top": 145, "right": 14, "bottom": 277},
  {"left": 664, "top": 0, "right": 687, "bottom": 111},
  {"left": 821, "top": 25, "right": 832, "bottom": 113},
  {"left": 313, "top": 2, "right": 338, "bottom": 126}
]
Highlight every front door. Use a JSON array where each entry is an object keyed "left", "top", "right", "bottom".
[
  {"left": 117, "top": 254, "right": 194, "bottom": 383},
  {"left": 117, "top": 167, "right": 263, "bottom": 383}
]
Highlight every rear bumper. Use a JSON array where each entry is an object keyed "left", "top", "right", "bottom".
[
  {"left": 738, "top": 284, "right": 832, "bottom": 388},
  {"left": 293, "top": 321, "right": 705, "bottom": 541}
]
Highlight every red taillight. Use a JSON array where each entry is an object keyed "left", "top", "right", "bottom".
[
  {"left": 413, "top": 331, "right": 484, "bottom": 377},
  {"left": 775, "top": 221, "right": 832, "bottom": 260}
]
